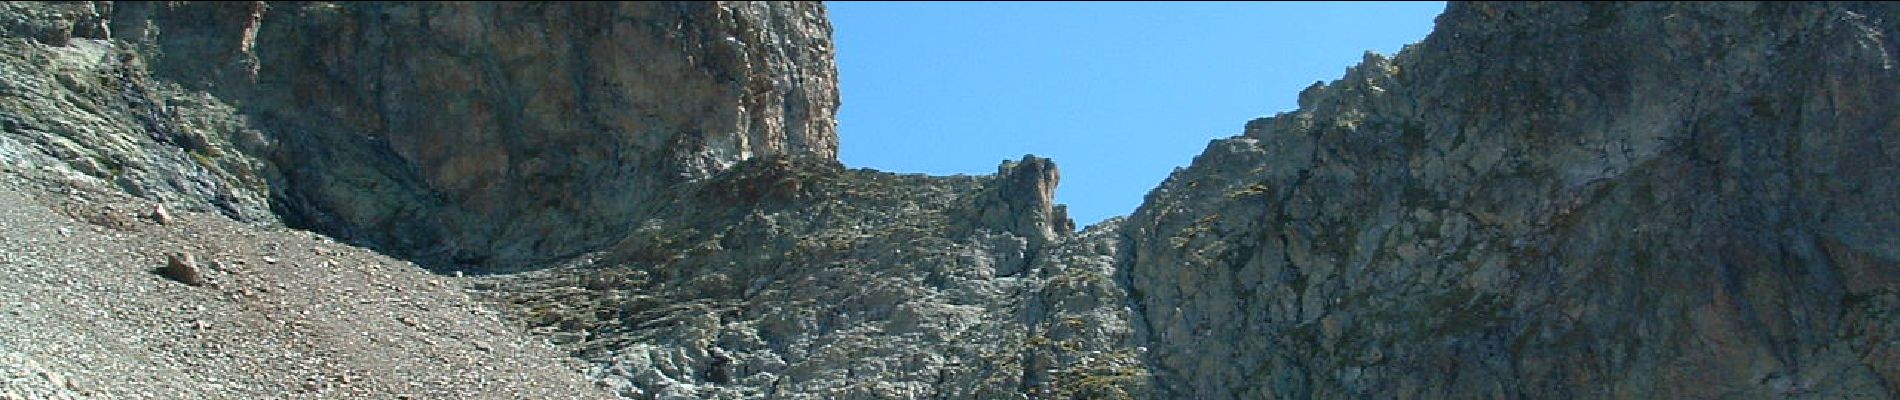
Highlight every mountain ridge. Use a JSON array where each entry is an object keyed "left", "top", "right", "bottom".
[{"left": 2, "top": 1, "right": 1897, "bottom": 399}]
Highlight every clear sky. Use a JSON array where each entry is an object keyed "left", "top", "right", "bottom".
[{"left": 828, "top": 1, "right": 1446, "bottom": 228}]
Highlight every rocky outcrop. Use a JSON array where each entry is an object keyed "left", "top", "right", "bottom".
[
  {"left": 6, "top": 1, "right": 841, "bottom": 268},
  {"left": 0, "top": 1, "right": 109, "bottom": 47},
  {"left": 1122, "top": 2, "right": 1900, "bottom": 398},
  {"left": 955, "top": 155, "right": 1074, "bottom": 255},
  {"left": 475, "top": 156, "right": 1124, "bottom": 399},
  {"left": 0, "top": 1, "right": 276, "bottom": 223}
]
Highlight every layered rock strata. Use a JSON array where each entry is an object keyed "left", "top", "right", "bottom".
[{"left": 5, "top": 1, "right": 841, "bottom": 268}]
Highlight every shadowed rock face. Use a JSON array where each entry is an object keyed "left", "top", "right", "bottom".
[
  {"left": 1122, "top": 2, "right": 1900, "bottom": 398},
  {"left": 106, "top": 1, "right": 840, "bottom": 268}
]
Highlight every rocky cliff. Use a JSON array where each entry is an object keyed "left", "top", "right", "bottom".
[
  {"left": 5, "top": 1, "right": 840, "bottom": 268},
  {"left": 4, "top": 1, "right": 1900, "bottom": 400},
  {"left": 3, "top": 1, "right": 1131, "bottom": 398},
  {"left": 1123, "top": 2, "right": 1900, "bottom": 398},
  {"left": 0, "top": 167, "right": 615, "bottom": 399}
]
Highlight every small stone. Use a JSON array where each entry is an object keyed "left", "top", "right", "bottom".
[
  {"left": 151, "top": 204, "right": 173, "bottom": 225},
  {"left": 162, "top": 252, "right": 205, "bottom": 286},
  {"left": 263, "top": 256, "right": 279, "bottom": 264},
  {"left": 39, "top": 371, "right": 66, "bottom": 390}
]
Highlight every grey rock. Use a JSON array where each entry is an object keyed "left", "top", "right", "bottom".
[
  {"left": 471, "top": 155, "right": 1134, "bottom": 399},
  {"left": 8, "top": 1, "right": 1900, "bottom": 400},
  {"left": 954, "top": 155, "right": 1075, "bottom": 251},
  {"left": 0, "top": 16, "right": 277, "bottom": 224},
  {"left": 1121, "top": 2, "right": 1900, "bottom": 398},
  {"left": 8, "top": 1, "right": 842, "bottom": 269}
]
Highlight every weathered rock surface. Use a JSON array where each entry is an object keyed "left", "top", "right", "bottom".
[
  {"left": 955, "top": 155, "right": 1075, "bottom": 254},
  {"left": 5, "top": 1, "right": 841, "bottom": 268},
  {"left": 0, "top": 168, "right": 614, "bottom": 399},
  {"left": 474, "top": 155, "right": 1145, "bottom": 399},
  {"left": 1123, "top": 2, "right": 1900, "bottom": 398},
  {"left": 7, "top": 1, "right": 1900, "bottom": 399},
  {"left": 0, "top": 1, "right": 276, "bottom": 224}
]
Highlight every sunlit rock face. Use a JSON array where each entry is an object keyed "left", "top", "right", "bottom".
[{"left": 1121, "top": 2, "right": 1900, "bottom": 398}]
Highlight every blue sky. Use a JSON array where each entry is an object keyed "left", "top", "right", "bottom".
[{"left": 828, "top": 1, "right": 1446, "bottom": 227}]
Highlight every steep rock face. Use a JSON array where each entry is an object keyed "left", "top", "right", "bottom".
[
  {"left": 0, "top": 1, "right": 277, "bottom": 223},
  {"left": 100, "top": 1, "right": 840, "bottom": 267},
  {"left": 1124, "top": 2, "right": 1900, "bottom": 398}
]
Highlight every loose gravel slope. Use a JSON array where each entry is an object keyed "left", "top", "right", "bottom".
[{"left": 0, "top": 169, "right": 614, "bottom": 399}]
